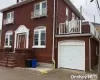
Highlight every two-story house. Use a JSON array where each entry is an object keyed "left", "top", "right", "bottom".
[{"left": 0, "top": 0, "right": 99, "bottom": 71}]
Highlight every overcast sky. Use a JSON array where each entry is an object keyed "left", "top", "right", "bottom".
[{"left": 0, "top": 0, "right": 100, "bottom": 29}]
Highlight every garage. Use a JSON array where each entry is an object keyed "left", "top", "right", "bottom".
[{"left": 58, "top": 40, "right": 85, "bottom": 70}]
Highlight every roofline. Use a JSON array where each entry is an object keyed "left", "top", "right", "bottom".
[
  {"left": 0, "top": 0, "right": 35, "bottom": 12},
  {"left": 0, "top": 0, "right": 85, "bottom": 20},
  {"left": 64, "top": 0, "right": 85, "bottom": 20}
]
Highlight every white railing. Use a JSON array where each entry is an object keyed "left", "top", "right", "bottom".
[
  {"left": 89, "top": 22, "right": 100, "bottom": 39},
  {"left": 59, "top": 20, "right": 81, "bottom": 34},
  {"left": 31, "top": 8, "right": 47, "bottom": 19},
  {"left": 3, "top": 18, "right": 14, "bottom": 25}
]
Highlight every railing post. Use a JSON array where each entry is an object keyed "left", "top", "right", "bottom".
[{"left": 80, "top": 20, "right": 82, "bottom": 33}]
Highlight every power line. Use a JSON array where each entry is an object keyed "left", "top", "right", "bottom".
[{"left": 95, "top": 0, "right": 100, "bottom": 16}]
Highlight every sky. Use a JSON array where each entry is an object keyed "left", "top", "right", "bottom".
[{"left": 0, "top": 0, "right": 100, "bottom": 29}]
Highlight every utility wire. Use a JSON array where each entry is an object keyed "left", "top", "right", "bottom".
[{"left": 95, "top": 0, "right": 100, "bottom": 16}]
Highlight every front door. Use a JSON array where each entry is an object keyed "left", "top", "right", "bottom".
[{"left": 17, "top": 33, "right": 26, "bottom": 49}]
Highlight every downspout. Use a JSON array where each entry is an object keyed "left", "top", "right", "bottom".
[
  {"left": 52, "top": 0, "right": 56, "bottom": 68},
  {"left": 89, "top": 36, "right": 93, "bottom": 71}
]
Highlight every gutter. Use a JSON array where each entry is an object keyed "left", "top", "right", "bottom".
[{"left": 52, "top": 0, "right": 56, "bottom": 68}]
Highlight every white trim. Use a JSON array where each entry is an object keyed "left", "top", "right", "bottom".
[
  {"left": 56, "top": 33, "right": 92, "bottom": 37},
  {"left": 4, "top": 30, "right": 13, "bottom": 48},
  {"left": 33, "top": 26, "right": 46, "bottom": 48},
  {"left": 32, "top": 46, "right": 46, "bottom": 48},
  {"left": 14, "top": 25, "right": 29, "bottom": 49},
  {"left": 34, "top": 0, "right": 47, "bottom": 18},
  {"left": 58, "top": 40, "right": 85, "bottom": 70}
]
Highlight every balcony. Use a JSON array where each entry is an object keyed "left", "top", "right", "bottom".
[
  {"left": 3, "top": 18, "right": 14, "bottom": 25},
  {"left": 31, "top": 8, "right": 47, "bottom": 19},
  {"left": 58, "top": 20, "right": 81, "bottom": 34},
  {"left": 57, "top": 20, "right": 100, "bottom": 39}
]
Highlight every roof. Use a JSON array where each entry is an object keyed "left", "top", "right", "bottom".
[
  {"left": 0, "top": 0, "right": 84, "bottom": 20},
  {"left": 0, "top": 0, "right": 34, "bottom": 12}
]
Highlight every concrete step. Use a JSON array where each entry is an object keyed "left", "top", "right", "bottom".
[
  {"left": 7, "top": 64, "right": 17, "bottom": 68},
  {"left": 0, "top": 63, "right": 7, "bottom": 66}
]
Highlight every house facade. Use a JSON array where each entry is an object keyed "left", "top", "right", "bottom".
[{"left": 0, "top": 0, "right": 99, "bottom": 71}]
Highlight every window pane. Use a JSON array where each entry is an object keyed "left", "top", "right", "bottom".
[
  {"left": 34, "top": 40, "right": 38, "bottom": 45},
  {"left": 41, "top": 31, "right": 46, "bottom": 45},
  {"left": 35, "top": 4, "right": 40, "bottom": 10},
  {"left": 5, "top": 35, "right": 9, "bottom": 46},
  {"left": 7, "top": 13, "right": 10, "bottom": 19},
  {"left": 42, "top": 2, "right": 46, "bottom": 9},
  {"left": 5, "top": 38, "right": 8, "bottom": 46},
  {"left": 34, "top": 31, "right": 39, "bottom": 45},
  {"left": 10, "top": 35, "right": 13, "bottom": 46}
]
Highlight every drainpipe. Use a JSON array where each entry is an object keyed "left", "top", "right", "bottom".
[
  {"left": 52, "top": 0, "right": 56, "bottom": 69},
  {"left": 89, "top": 36, "right": 93, "bottom": 71}
]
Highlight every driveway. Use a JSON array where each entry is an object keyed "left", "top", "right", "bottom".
[{"left": 0, "top": 67, "right": 97, "bottom": 80}]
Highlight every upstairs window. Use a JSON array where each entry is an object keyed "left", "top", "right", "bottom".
[
  {"left": 34, "top": 1, "right": 47, "bottom": 18},
  {"left": 4, "top": 11, "right": 14, "bottom": 25},
  {"left": 6, "top": 11, "right": 14, "bottom": 20},
  {"left": 33, "top": 26, "right": 46, "bottom": 48},
  {"left": 4, "top": 31, "right": 13, "bottom": 48}
]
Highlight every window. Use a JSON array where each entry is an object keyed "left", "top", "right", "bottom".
[
  {"left": 6, "top": 11, "right": 14, "bottom": 20},
  {"left": 72, "top": 13, "right": 75, "bottom": 19},
  {"left": 66, "top": 8, "right": 68, "bottom": 16},
  {"left": 4, "top": 11, "right": 14, "bottom": 25},
  {"left": 34, "top": 1, "right": 47, "bottom": 17},
  {"left": 4, "top": 31, "right": 13, "bottom": 48},
  {"left": 33, "top": 26, "right": 46, "bottom": 48}
]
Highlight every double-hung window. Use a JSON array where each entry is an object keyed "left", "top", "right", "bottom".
[
  {"left": 4, "top": 11, "right": 14, "bottom": 24},
  {"left": 33, "top": 26, "right": 46, "bottom": 48},
  {"left": 5, "top": 31, "right": 13, "bottom": 48},
  {"left": 34, "top": 1, "right": 47, "bottom": 17}
]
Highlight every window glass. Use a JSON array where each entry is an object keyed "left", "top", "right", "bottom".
[
  {"left": 5, "top": 37, "right": 8, "bottom": 46},
  {"left": 41, "top": 30, "right": 46, "bottom": 45},
  {"left": 10, "top": 35, "right": 13, "bottom": 46},
  {"left": 35, "top": 4, "right": 40, "bottom": 10},
  {"left": 7, "top": 13, "right": 10, "bottom": 19},
  {"left": 34, "top": 31, "right": 39, "bottom": 45},
  {"left": 42, "top": 2, "right": 46, "bottom": 9}
]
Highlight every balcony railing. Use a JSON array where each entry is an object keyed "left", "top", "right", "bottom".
[
  {"left": 58, "top": 20, "right": 81, "bottom": 34},
  {"left": 3, "top": 18, "right": 14, "bottom": 25},
  {"left": 31, "top": 8, "right": 47, "bottom": 19},
  {"left": 89, "top": 22, "right": 100, "bottom": 39}
]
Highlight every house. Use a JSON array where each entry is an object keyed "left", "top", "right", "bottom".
[{"left": 0, "top": 0, "right": 99, "bottom": 71}]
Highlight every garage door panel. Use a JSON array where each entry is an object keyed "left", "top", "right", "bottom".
[{"left": 58, "top": 41, "right": 85, "bottom": 70}]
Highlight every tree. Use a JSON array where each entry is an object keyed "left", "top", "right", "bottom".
[{"left": 90, "top": 0, "right": 94, "bottom": 2}]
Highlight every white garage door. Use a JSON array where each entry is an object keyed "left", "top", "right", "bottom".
[{"left": 58, "top": 41, "right": 85, "bottom": 70}]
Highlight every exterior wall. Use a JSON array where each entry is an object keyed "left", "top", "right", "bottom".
[
  {"left": 1, "top": 0, "right": 54, "bottom": 63},
  {"left": 82, "top": 24, "right": 90, "bottom": 33},
  {"left": 91, "top": 38, "right": 99, "bottom": 68}
]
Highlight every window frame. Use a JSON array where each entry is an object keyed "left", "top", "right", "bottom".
[
  {"left": 6, "top": 11, "right": 14, "bottom": 20},
  {"left": 4, "top": 31, "right": 13, "bottom": 48},
  {"left": 34, "top": 0, "right": 47, "bottom": 17},
  {"left": 33, "top": 27, "right": 46, "bottom": 48}
]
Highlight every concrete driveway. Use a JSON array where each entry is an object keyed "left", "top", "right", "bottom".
[{"left": 0, "top": 67, "right": 97, "bottom": 80}]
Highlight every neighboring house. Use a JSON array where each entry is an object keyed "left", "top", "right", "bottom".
[{"left": 0, "top": 0, "right": 99, "bottom": 71}]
